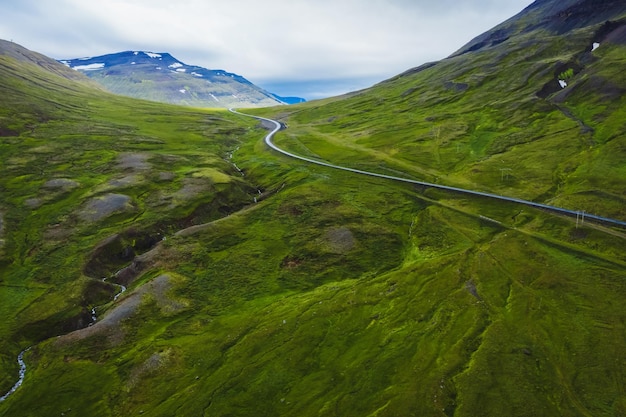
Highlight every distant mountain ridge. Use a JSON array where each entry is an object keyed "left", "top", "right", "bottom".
[{"left": 60, "top": 50, "right": 304, "bottom": 108}]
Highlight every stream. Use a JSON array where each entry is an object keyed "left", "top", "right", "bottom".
[
  {"left": 1, "top": 134, "right": 252, "bottom": 403},
  {"left": 226, "top": 147, "right": 263, "bottom": 203},
  {"left": 0, "top": 348, "right": 29, "bottom": 402},
  {"left": 0, "top": 280, "right": 127, "bottom": 402},
  {"left": 90, "top": 280, "right": 127, "bottom": 325},
  {"left": 225, "top": 146, "right": 244, "bottom": 176}
]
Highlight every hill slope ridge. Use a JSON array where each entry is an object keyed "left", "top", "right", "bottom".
[{"left": 60, "top": 50, "right": 304, "bottom": 108}]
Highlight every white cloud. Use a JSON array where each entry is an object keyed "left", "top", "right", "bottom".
[{"left": 0, "top": 0, "right": 534, "bottom": 98}]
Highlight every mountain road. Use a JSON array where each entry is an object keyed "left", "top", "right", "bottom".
[{"left": 229, "top": 109, "right": 626, "bottom": 229}]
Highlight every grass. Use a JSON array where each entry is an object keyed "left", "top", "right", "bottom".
[
  {"left": 0, "top": 54, "right": 262, "bottom": 391},
  {"left": 5, "top": 191, "right": 623, "bottom": 416},
  {"left": 251, "top": 26, "right": 626, "bottom": 221},
  {"left": 1, "top": 12, "right": 626, "bottom": 417}
]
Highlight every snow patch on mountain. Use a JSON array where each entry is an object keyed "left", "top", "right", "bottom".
[
  {"left": 592, "top": 42, "right": 600, "bottom": 51},
  {"left": 73, "top": 63, "right": 105, "bottom": 71},
  {"left": 58, "top": 50, "right": 303, "bottom": 107}
]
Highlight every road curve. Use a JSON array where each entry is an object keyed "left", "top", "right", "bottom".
[{"left": 229, "top": 109, "right": 626, "bottom": 228}]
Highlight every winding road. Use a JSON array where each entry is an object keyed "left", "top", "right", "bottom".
[
  {"left": 1, "top": 109, "right": 622, "bottom": 405},
  {"left": 230, "top": 109, "right": 626, "bottom": 228}
]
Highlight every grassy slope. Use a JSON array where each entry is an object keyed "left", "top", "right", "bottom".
[
  {"left": 0, "top": 54, "right": 261, "bottom": 394},
  {"left": 238, "top": 15, "right": 625, "bottom": 417},
  {"left": 1, "top": 18, "right": 626, "bottom": 417},
  {"left": 256, "top": 22, "right": 626, "bottom": 222}
]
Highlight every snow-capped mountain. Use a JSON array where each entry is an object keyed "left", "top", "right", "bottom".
[{"left": 59, "top": 51, "right": 304, "bottom": 108}]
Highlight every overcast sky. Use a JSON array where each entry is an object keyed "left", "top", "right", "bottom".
[{"left": 0, "top": 0, "right": 534, "bottom": 99}]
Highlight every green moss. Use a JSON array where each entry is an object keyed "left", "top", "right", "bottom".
[{"left": 2, "top": 18, "right": 626, "bottom": 417}]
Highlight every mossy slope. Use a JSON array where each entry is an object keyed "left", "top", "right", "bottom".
[{"left": 1, "top": 2, "right": 626, "bottom": 415}]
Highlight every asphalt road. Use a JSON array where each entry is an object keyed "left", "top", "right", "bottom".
[{"left": 230, "top": 109, "right": 626, "bottom": 228}]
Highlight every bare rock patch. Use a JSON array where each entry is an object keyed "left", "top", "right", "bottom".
[
  {"left": 24, "top": 198, "right": 43, "bottom": 209},
  {"left": 118, "top": 153, "right": 150, "bottom": 171},
  {"left": 43, "top": 178, "right": 79, "bottom": 190},
  {"left": 158, "top": 172, "right": 175, "bottom": 182},
  {"left": 79, "top": 193, "right": 134, "bottom": 222},
  {"left": 325, "top": 227, "right": 356, "bottom": 254},
  {"left": 107, "top": 174, "right": 143, "bottom": 189}
]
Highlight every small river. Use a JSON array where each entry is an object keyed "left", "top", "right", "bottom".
[{"left": 0, "top": 348, "right": 29, "bottom": 402}]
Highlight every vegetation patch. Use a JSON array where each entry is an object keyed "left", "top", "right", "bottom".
[{"left": 1, "top": 11, "right": 626, "bottom": 417}]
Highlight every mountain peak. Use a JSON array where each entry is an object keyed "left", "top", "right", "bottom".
[
  {"left": 451, "top": 0, "right": 626, "bottom": 57},
  {"left": 135, "top": 51, "right": 165, "bottom": 58},
  {"left": 59, "top": 50, "right": 304, "bottom": 108},
  {"left": 60, "top": 50, "right": 179, "bottom": 71}
]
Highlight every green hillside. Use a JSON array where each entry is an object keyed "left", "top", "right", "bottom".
[
  {"left": 257, "top": 11, "right": 626, "bottom": 222},
  {"left": 1, "top": 2, "right": 626, "bottom": 416}
]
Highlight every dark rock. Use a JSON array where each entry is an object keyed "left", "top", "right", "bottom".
[{"left": 444, "top": 81, "right": 469, "bottom": 93}]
